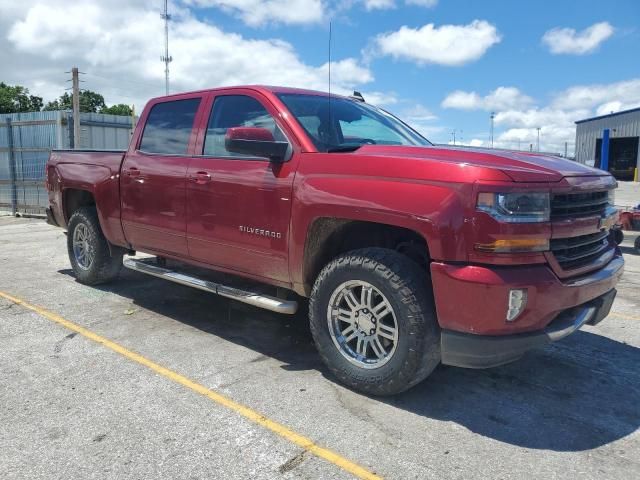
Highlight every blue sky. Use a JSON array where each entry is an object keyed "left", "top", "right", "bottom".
[{"left": 1, "top": 0, "right": 639, "bottom": 153}]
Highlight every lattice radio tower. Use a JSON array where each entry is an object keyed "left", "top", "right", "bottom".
[{"left": 161, "top": 0, "right": 173, "bottom": 95}]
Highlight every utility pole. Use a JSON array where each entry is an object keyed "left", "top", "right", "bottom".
[
  {"left": 161, "top": 0, "right": 172, "bottom": 95},
  {"left": 490, "top": 112, "right": 495, "bottom": 148},
  {"left": 536, "top": 127, "right": 541, "bottom": 152},
  {"left": 72, "top": 67, "right": 80, "bottom": 149},
  {"left": 130, "top": 104, "right": 136, "bottom": 137},
  {"left": 450, "top": 129, "right": 456, "bottom": 145},
  {"left": 564, "top": 142, "right": 568, "bottom": 158}
]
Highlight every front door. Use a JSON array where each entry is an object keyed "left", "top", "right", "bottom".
[
  {"left": 186, "top": 92, "right": 296, "bottom": 284},
  {"left": 121, "top": 96, "right": 203, "bottom": 256}
]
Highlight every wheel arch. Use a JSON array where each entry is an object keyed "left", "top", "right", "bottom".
[
  {"left": 63, "top": 188, "right": 96, "bottom": 223},
  {"left": 299, "top": 217, "right": 431, "bottom": 296}
]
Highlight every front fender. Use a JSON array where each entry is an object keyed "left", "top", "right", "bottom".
[{"left": 289, "top": 174, "right": 473, "bottom": 289}]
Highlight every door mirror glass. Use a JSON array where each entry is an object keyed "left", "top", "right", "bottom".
[{"left": 225, "top": 127, "right": 289, "bottom": 162}]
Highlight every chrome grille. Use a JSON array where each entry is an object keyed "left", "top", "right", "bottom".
[
  {"left": 550, "top": 230, "right": 610, "bottom": 270},
  {"left": 551, "top": 191, "right": 608, "bottom": 219}
]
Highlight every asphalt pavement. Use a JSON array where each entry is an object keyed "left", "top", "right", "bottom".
[{"left": 1, "top": 216, "right": 639, "bottom": 479}]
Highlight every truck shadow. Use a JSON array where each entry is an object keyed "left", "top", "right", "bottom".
[{"left": 59, "top": 267, "right": 640, "bottom": 453}]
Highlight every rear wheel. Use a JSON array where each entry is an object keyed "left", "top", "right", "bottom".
[
  {"left": 67, "top": 206, "right": 122, "bottom": 285},
  {"left": 309, "top": 248, "right": 440, "bottom": 396},
  {"left": 635, "top": 235, "right": 640, "bottom": 253}
]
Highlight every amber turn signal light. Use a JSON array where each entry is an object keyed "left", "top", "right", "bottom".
[{"left": 474, "top": 238, "right": 549, "bottom": 253}]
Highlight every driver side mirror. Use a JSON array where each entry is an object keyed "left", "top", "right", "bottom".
[{"left": 224, "top": 127, "right": 290, "bottom": 162}]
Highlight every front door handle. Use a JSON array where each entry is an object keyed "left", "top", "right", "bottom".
[{"left": 189, "top": 171, "right": 212, "bottom": 184}]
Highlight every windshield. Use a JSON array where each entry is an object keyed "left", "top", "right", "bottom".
[{"left": 277, "top": 93, "right": 432, "bottom": 152}]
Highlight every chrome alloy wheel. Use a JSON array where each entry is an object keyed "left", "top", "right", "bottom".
[
  {"left": 327, "top": 280, "right": 399, "bottom": 369},
  {"left": 72, "top": 223, "right": 95, "bottom": 270}
]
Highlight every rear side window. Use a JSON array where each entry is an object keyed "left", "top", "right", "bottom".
[
  {"left": 139, "top": 98, "right": 201, "bottom": 154},
  {"left": 203, "top": 95, "right": 285, "bottom": 157}
]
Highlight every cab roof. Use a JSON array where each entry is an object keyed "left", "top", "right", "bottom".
[{"left": 149, "top": 85, "right": 343, "bottom": 103}]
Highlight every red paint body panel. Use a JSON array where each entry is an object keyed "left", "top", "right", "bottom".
[
  {"left": 46, "top": 85, "right": 623, "bottom": 341},
  {"left": 431, "top": 251, "right": 623, "bottom": 335},
  {"left": 47, "top": 150, "right": 127, "bottom": 247},
  {"left": 120, "top": 150, "right": 191, "bottom": 256}
]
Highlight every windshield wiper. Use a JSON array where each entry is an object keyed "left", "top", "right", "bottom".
[{"left": 326, "top": 144, "right": 363, "bottom": 153}]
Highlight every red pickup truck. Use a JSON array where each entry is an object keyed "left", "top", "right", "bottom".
[{"left": 46, "top": 86, "right": 623, "bottom": 395}]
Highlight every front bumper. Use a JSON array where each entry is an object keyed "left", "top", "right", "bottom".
[
  {"left": 441, "top": 288, "right": 616, "bottom": 368},
  {"left": 430, "top": 251, "right": 623, "bottom": 336}
]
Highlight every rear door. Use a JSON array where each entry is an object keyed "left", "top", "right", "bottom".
[
  {"left": 121, "top": 96, "right": 203, "bottom": 256},
  {"left": 186, "top": 91, "right": 297, "bottom": 284}
]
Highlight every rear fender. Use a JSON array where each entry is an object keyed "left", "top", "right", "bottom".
[{"left": 56, "top": 163, "right": 127, "bottom": 247}]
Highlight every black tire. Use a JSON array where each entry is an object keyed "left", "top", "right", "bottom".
[
  {"left": 67, "top": 206, "right": 122, "bottom": 285},
  {"left": 635, "top": 235, "right": 640, "bottom": 253},
  {"left": 309, "top": 247, "right": 440, "bottom": 396},
  {"left": 612, "top": 228, "right": 624, "bottom": 245}
]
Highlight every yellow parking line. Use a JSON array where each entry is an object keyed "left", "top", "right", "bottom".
[
  {"left": 611, "top": 311, "right": 640, "bottom": 321},
  {"left": 0, "top": 290, "right": 381, "bottom": 480}
]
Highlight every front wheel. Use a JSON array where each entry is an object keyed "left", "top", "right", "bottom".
[
  {"left": 67, "top": 206, "right": 122, "bottom": 285},
  {"left": 309, "top": 248, "right": 440, "bottom": 396}
]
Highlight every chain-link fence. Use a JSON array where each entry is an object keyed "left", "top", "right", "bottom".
[{"left": 0, "top": 111, "right": 133, "bottom": 216}]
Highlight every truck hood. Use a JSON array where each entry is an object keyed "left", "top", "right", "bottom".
[{"left": 356, "top": 145, "right": 607, "bottom": 182}]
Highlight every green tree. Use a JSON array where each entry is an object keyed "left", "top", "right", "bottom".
[
  {"left": 0, "top": 82, "right": 43, "bottom": 113},
  {"left": 43, "top": 92, "right": 71, "bottom": 111},
  {"left": 44, "top": 90, "right": 106, "bottom": 113},
  {"left": 101, "top": 103, "right": 132, "bottom": 116}
]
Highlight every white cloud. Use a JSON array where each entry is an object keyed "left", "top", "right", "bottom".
[
  {"left": 363, "top": 0, "right": 395, "bottom": 9},
  {"left": 184, "top": 0, "right": 325, "bottom": 26},
  {"left": 441, "top": 87, "right": 533, "bottom": 111},
  {"left": 392, "top": 103, "right": 439, "bottom": 138},
  {"left": 320, "top": 58, "right": 374, "bottom": 88},
  {"left": 596, "top": 101, "right": 625, "bottom": 116},
  {"left": 1, "top": 0, "right": 376, "bottom": 111},
  {"left": 375, "top": 20, "right": 501, "bottom": 66},
  {"left": 441, "top": 77, "right": 640, "bottom": 154},
  {"left": 403, "top": 104, "right": 437, "bottom": 122},
  {"left": 361, "top": 0, "right": 437, "bottom": 9},
  {"left": 406, "top": 0, "right": 438, "bottom": 6},
  {"left": 542, "top": 21, "right": 614, "bottom": 55},
  {"left": 359, "top": 91, "right": 399, "bottom": 106},
  {"left": 490, "top": 107, "right": 591, "bottom": 154},
  {"left": 551, "top": 78, "right": 640, "bottom": 111}
]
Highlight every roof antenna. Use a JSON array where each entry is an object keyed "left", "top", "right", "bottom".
[
  {"left": 328, "top": 21, "right": 332, "bottom": 95},
  {"left": 328, "top": 20, "right": 333, "bottom": 141}
]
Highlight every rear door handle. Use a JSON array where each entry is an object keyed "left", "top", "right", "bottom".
[
  {"left": 189, "top": 171, "right": 212, "bottom": 184},
  {"left": 127, "top": 167, "right": 141, "bottom": 177}
]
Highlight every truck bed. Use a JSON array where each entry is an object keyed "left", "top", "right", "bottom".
[{"left": 46, "top": 149, "right": 127, "bottom": 245}]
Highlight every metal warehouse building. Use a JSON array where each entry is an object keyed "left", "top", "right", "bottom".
[
  {"left": 575, "top": 107, "right": 640, "bottom": 181},
  {"left": 1, "top": 111, "right": 133, "bottom": 216}
]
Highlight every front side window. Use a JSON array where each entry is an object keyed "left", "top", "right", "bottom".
[
  {"left": 203, "top": 95, "right": 286, "bottom": 157},
  {"left": 277, "top": 93, "right": 431, "bottom": 152},
  {"left": 139, "top": 98, "right": 201, "bottom": 154}
]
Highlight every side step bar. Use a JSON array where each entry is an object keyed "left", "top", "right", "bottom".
[{"left": 123, "top": 257, "right": 298, "bottom": 315}]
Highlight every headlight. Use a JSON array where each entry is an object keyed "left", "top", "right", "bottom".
[{"left": 477, "top": 192, "right": 550, "bottom": 223}]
